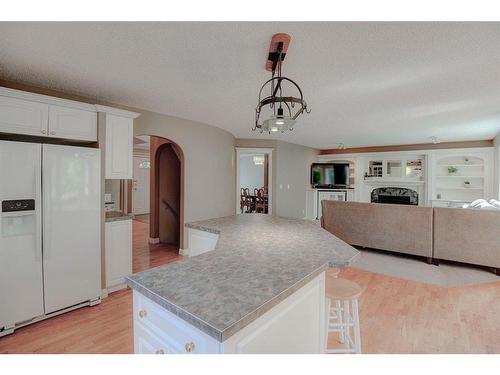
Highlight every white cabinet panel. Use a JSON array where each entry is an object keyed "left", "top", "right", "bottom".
[
  {"left": 48, "top": 105, "right": 97, "bottom": 141},
  {"left": 105, "top": 219, "right": 132, "bottom": 291},
  {"left": 0, "top": 96, "right": 48, "bottom": 136},
  {"left": 105, "top": 114, "right": 133, "bottom": 179}
]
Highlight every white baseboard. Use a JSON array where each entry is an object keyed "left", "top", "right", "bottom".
[
  {"left": 149, "top": 237, "right": 160, "bottom": 244},
  {"left": 179, "top": 248, "right": 190, "bottom": 256},
  {"left": 101, "top": 288, "right": 109, "bottom": 299}
]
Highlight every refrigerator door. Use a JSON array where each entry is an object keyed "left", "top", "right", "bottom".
[
  {"left": 0, "top": 141, "right": 44, "bottom": 328},
  {"left": 42, "top": 144, "right": 101, "bottom": 313}
]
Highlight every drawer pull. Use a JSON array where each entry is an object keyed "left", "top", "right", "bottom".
[
  {"left": 50, "top": 131, "right": 56, "bottom": 135},
  {"left": 155, "top": 349, "right": 165, "bottom": 354},
  {"left": 185, "top": 342, "right": 195, "bottom": 353},
  {"left": 138, "top": 309, "right": 147, "bottom": 318},
  {"left": 41, "top": 129, "right": 46, "bottom": 134}
]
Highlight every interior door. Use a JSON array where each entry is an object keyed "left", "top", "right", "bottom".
[
  {"left": 42, "top": 144, "right": 101, "bottom": 313},
  {"left": 0, "top": 141, "right": 44, "bottom": 329},
  {"left": 132, "top": 156, "right": 150, "bottom": 215}
]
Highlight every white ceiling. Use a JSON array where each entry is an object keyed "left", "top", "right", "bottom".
[{"left": 1, "top": 22, "right": 499, "bottom": 149}]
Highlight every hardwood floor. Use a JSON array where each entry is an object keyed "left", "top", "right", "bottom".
[
  {"left": 132, "top": 219, "right": 182, "bottom": 273},
  {"left": 1, "top": 224, "right": 499, "bottom": 353}
]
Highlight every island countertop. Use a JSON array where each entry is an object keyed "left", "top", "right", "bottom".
[{"left": 125, "top": 214, "right": 359, "bottom": 342}]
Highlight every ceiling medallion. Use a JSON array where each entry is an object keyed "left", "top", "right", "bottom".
[{"left": 253, "top": 33, "right": 310, "bottom": 134}]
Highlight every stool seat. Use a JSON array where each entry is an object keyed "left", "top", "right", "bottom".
[
  {"left": 326, "top": 267, "right": 340, "bottom": 278},
  {"left": 326, "top": 278, "right": 362, "bottom": 300}
]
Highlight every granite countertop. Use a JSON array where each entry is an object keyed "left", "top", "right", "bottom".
[
  {"left": 105, "top": 211, "right": 133, "bottom": 222},
  {"left": 126, "top": 214, "right": 359, "bottom": 342}
]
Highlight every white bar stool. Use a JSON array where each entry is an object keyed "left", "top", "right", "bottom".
[{"left": 324, "top": 277, "right": 362, "bottom": 354}]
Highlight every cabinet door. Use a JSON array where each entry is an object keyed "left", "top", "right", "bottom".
[
  {"left": 0, "top": 96, "right": 49, "bottom": 136},
  {"left": 105, "top": 114, "right": 133, "bottom": 179},
  {"left": 48, "top": 105, "right": 97, "bottom": 141},
  {"left": 105, "top": 219, "right": 132, "bottom": 289}
]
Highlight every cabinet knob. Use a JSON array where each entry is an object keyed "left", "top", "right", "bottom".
[
  {"left": 41, "top": 129, "right": 46, "bottom": 134},
  {"left": 185, "top": 342, "right": 195, "bottom": 353},
  {"left": 138, "top": 309, "right": 147, "bottom": 318},
  {"left": 50, "top": 131, "right": 56, "bottom": 135},
  {"left": 155, "top": 349, "right": 165, "bottom": 354}
]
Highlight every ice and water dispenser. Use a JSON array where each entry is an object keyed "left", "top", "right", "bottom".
[{"left": 1, "top": 199, "right": 36, "bottom": 237}]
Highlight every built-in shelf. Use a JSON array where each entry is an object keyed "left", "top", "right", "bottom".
[
  {"left": 436, "top": 175, "right": 484, "bottom": 178},
  {"left": 436, "top": 187, "right": 483, "bottom": 190},
  {"left": 437, "top": 164, "right": 484, "bottom": 167}
]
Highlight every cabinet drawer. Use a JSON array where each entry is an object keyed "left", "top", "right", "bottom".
[
  {"left": 133, "top": 290, "right": 219, "bottom": 354},
  {"left": 0, "top": 96, "right": 48, "bottom": 136},
  {"left": 134, "top": 321, "right": 177, "bottom": 354},
  {"left": 48, "top": 105, "right": 97, "bottom": 141}
]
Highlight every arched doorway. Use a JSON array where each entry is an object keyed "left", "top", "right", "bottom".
[{"left": 130, "top": 135, "right": 184, "bottom": 273}]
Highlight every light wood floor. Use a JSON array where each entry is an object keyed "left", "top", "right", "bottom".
[{"left": 1, "top": 223, "right": 499, "bottom": 353}]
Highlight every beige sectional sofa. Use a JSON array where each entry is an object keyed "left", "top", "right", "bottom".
[{"left": 321, "top": 200, "right": 500, "bottom": 273}]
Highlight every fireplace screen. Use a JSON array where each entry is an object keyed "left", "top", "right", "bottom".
[{"left": 371, "top": 187, "right": 418, "bottom": 205}]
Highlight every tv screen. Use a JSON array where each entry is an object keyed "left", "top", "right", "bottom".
[{"left": 311, "top": 163, "right": 349, "bottom": 187}]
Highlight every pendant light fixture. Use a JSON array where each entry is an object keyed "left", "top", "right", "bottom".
[{"left": 253, "top": 33, "right": 310, "bottom": 134}]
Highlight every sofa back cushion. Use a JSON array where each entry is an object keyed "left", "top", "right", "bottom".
[
  {"left": 321, "top": 201, "right": 433, "bottom": 257},
  {"left": 433, "top": 207, "right": 500, "bottom": 268}
]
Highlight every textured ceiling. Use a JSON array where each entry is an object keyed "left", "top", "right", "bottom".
[{"left": 1, "top": 22, "right": 499, "bottom": 148}]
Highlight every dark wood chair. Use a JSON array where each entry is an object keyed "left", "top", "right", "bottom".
[
  {"left": 240, "top": 188, "right": 251, "bottom": 213},
  {"left": 255, "top": 188, "right": 266, "bottom": 213}
]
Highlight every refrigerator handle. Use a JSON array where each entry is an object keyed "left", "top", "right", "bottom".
[
  {"left": 42, "top": 160, "right": 50, "bottom": 261},
  {"left": 35, "top": 153, "right": 42, "bottom": 262}
]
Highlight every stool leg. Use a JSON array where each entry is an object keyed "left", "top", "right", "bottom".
[
  {"left": 352, "top": 298, "right": 361, "bottom": 354},
  {"left": 336, "top": 300, "right": 345, "bottom": 344},
  {"left": 324, "top": 297, "right": 331, "bottom": 352},
  {"left": 342, "top": 300, "right": 350, "bottom": 349}
]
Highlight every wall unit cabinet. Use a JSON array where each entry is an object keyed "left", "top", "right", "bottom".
[
  {"left": 97, "top": 105, "right": 140, "bottom": 180},
  {"left": 305, "top": 188, "right": 355, "bottom": 220},
  {"left": 0, "top": 96, "right": 49, "bottom": 136},
  {"left": 105, "top": 219, "right": 132, "bottom": 292},
  {"left": 0, "top": 87, "right": 98, "bottom": 142},
  {"left": 48, "top": 105, "right": 97, "bottom": 141}
]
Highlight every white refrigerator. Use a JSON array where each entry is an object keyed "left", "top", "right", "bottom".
[{"left": 0, "top": 141, "right": 101, "bottom": 334}]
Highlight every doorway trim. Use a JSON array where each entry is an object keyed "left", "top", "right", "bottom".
[{"left": 235, "top": 147, "right": 273, "bottom": 215}]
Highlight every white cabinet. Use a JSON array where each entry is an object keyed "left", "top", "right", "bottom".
[
  {"left": 305, "top": 188, "right": 354, "bottom": 220},
  {"left": 97, "top": 106, "right": 140, "bottom": 180},
  {"left": 48, "top": 105, "right": 97, "bottom": 141},
  {"left": 0, "top": 87, "right": 97, "bottom": 141},
  {"left": 0, "top": 95, "right": 48, "bottom": 136},
  {"left": 105, "top": 219, "right": 132, "bottom": 292},
  {"left": 105, "top": 114, "right": 133, "bottom": 179}
]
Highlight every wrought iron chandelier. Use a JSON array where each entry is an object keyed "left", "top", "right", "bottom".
[{"left": 253, "top": 33, "right": 310, "bottom": 134}]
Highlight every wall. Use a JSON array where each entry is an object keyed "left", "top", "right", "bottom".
[
  {"left": 134, "top": 110, "right": 235, "bottom": 249},
  {"left": 494, "top": 133, "right": 500, "bottom": 200},
  {"left": 275, "top": 141, "right": 319, "bottom": 219},
  {"left": 239, "top": 155, "right": 264, "bottom": 191}
]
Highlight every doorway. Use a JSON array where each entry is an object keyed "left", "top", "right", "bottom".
[
  {"left": 130, "top": 135, "right": 184, "bottom": 273},
  {"left": 236, "top": 147, "right": 273, "bottom": 215}
]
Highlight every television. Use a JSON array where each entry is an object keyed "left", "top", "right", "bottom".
[{"left": 310, "top": 163, "right": 349, "bottom": 188}]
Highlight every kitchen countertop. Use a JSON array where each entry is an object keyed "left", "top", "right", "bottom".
[
  {"left": 105, "top": 211, "right": 133, "bottom": 222},
  {"left": 125, "top": 214, "right": 359, "bottom": 342}
]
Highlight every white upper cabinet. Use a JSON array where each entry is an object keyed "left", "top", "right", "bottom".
[
  {"left": 0, "top": 87, "right": 97, "bottom": 141},
  {"left": 0, "top": 96, "right": 49, "bottom": 136},
  {"left": 48, "top": 105, "right": 97, "bottom": 141},
  {"left": 97, "top": 105, "right": 140, "bottom": 180}
]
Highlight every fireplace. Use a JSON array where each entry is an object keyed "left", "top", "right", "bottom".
[{"left": 371, "top": 187, "right": 418, "bottom": 205}]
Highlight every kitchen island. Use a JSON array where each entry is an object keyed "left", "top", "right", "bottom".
[{"left": 125, "top": 214, "right": 359, "bottom": 354}]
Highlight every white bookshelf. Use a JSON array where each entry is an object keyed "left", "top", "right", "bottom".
[{"left": 433, "top": 155, "right": 486, "bottom": 202}]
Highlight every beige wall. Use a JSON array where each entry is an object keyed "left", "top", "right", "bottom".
[
  {"left": 494, "top": 133, "right": 500, "bottom": 200},
  {"left": 134, "top": 110, "right": 236, "bottom": 248},
  {"left": 275, "top": 140, "right": 318, "bottom": 219}
]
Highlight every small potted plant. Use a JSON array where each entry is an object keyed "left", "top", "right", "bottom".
[
  {"left": 464, "top": 180, "right": 471, "bottom": 188},
  {"left": 447, "top": 166, "right": 458, "bottom": 175}
]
